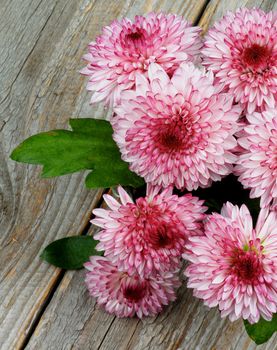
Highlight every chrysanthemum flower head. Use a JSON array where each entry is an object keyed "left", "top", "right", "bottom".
[
  {"left": 92, "top": 185, "right": 206, "bottom": 277},
  {"left": 84, "top": 256, "right": 181, "bottom": 318},
  {"left": 235, "top": 109, "right": 277, "bottom": 208},
  {"left": 112, "top": 62, "right": 241, "bottom": 190},
  {"left": 80, "top": 13, "right": 202, "bottom": 106},
  {"left": 202, "top": 7, "right": 277, "bottom": 113},
  {"left": 184, "top": 202, "right": 277, "bottom": 324}
]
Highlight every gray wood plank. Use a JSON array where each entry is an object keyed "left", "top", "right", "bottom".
[{"left": 0, "top": 0, "right": 106, "bottom": 348}]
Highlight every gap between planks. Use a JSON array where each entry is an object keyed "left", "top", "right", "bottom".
[{"left": 20, "top": 188, "right": 106, "bottom": 350}]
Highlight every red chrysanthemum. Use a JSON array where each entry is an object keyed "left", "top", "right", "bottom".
[
  {"left": 80, "top": 13, "right": 202, "bottom": 106},
  {"left": 184, "top": 203, "right": 277, "bottom": 324},
  {"left": 112, "top": 62, "right": 241, "bottom": 190},
  {"left": 202, "top": 8, "right": 277, "bottom": 113},
  {"left": 84, "top": 256, "right": 181, "bottom": 318},
  {"left": 92, "top": 186, "right": 206, "bottom": 277}
]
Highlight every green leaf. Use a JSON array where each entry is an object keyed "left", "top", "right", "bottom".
[
  {"left": 10, "top": 118, "right": 144, "bottom": 188},
  {"left": 244, "top": 315, "right": 277, "bottom": 345},
  {"left": 40, "top": 236, "right": 101, "bottom": 269}
]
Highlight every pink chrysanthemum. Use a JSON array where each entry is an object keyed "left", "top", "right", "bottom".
[
  {"left": 92, "top": 185, "right": 206, "bottom": 277},
  {"left": 84, "top": 256, "right": 180, "bottom": 318},
  {"left": 80, "top": 13, "right": 202, "bottom": 106},
  {"left": 202, "top": 8, "right": 277, "bottom": 114},
  {"left": 184, "top": 203, "right": 277, "bottom": 324},
  {"left": 112, "top": 62, "right": 241, "bottom": 190},
  {"left": 235, "top": 109, "right": 277, "bottom": 208}
]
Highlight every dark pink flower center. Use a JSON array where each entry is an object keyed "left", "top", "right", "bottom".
[
  {"left": 160, "top": 132, "right": 183, "bottom": 151},
  {"left": 123, "top": 27, "right": 148, "bottom": 52},
  {"left": 148, "top": 225, "right": 173, "bottom": 249},
  {"left": 129, "top": 198, "right": 183, "bottom": 251},
  {"left": 157, "top": 116, "right": 196, "bottom": 154},
  {"left": 230, "top": 245, "right": 264, "bottom": 283},
  {"left": 120, "top": 198, "right": 186, "bottom": 260},
  {"left": 123, "top": 282, "right": 146, "bottom": 302},
  {"left": 126, "top": 31, "right": 144, "bottom": 41},
  {"left": 243, "top": 44, "right": 269, "bottom": 68}
]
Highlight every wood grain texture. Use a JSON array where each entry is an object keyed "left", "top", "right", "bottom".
[
  {"left": 1, "top": 0, "right": 277, "bottom": 349},
  {"left": 0, "top": 0, "right": 106, "bottom": 349}
]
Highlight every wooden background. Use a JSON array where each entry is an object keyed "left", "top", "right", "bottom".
[{"left": 1, "top": 0, "right": 277, "bottom": 349}]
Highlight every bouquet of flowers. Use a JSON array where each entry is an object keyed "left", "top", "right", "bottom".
[{"left": 11, "top": 8, "right": 277, "bottom": 345}]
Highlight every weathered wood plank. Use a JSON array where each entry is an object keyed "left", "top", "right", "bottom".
[
  {"left": 0, "top": 0, "right": 108, "bottom": 349},
  {"left": 199, "top": 0, "right": 277, "bottom": 33},
  {"left": 24, "top": 0, "right": 277, "bottom": 350}
]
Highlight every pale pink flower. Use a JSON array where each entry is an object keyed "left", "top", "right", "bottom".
[
  {"left": 202, "top": 8, "right": 277, "bottom": 114},
  {"left": 112, "top": 62, "right": 241, "bottom": 190},
  {"left": 84, "top": 256, "right": 181, "bottom": 318},
  {"left": 80, "top": 13, "right": 202, "bottom": 106},
  {"left": 235, "top": 109, "right": 277, "bottom": 208},
  {"left": 184, "top": 203, "right": 277, "bottom": 324},
  {"left": 92, "top": 185, "right": 206, "bottom": 277}
]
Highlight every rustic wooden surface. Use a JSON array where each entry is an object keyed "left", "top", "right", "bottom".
[{"left": 1, "top": 0, "right": 277, "bottom": 349}]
